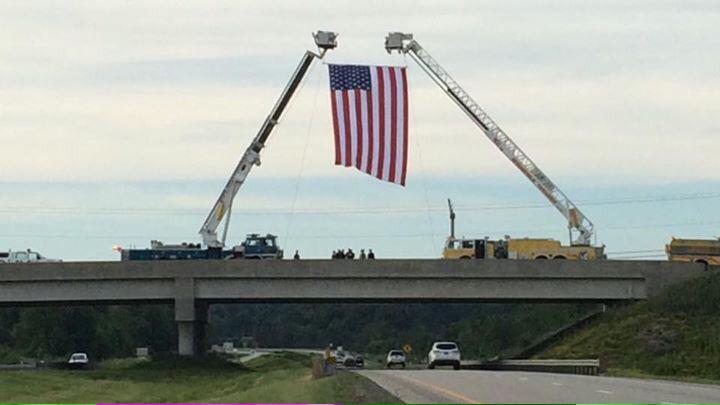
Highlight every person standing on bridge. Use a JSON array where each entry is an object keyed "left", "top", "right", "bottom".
[
  {"left": 359, "top": 249, "right": 366, "bottom": 259},
  {"left": 368, "top": 249, "right": 375, "bottom": 259},
  {"left": 293, "top": 250, "right": 300, "bottom": 260},
  {"left": 346, "top": 248, "right": 355, "bottom": 259}
]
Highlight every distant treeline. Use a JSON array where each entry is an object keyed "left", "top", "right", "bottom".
[
  {"left": 210, "top": 303, "right": 599, "bottom": 360},
  {"left": 0, "top": 302, "right": 598, "bottom": 362},
  {"left": 0, "top": 305, "right": 175, "bottom": 362}
]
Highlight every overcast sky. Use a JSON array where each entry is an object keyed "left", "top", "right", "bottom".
[{"left": 1, "top": 1, "right": 718, "bottom": 260}]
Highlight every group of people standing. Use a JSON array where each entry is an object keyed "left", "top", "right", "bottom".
[
  {"left": 332, "top": 248, "right": 375, "bottom": 259},
  {"left": 291, "top": 248, "right": 376, "bottom": 260}
]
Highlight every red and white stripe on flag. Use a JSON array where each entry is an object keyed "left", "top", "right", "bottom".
[{"left": 328, "top": 64, "right": 409, "bottom": 186}]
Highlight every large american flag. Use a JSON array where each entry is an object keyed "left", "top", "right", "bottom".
[{"left": 328, "top": 64, "right": 409, "bottom": 186}]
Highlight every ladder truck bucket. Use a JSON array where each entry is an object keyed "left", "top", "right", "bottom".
[
  {"left": 385, "top": 32, "right": 413, "bottom": 53},
  {"left": 313, "top": 31, "right": 338, "bottom": 50}
]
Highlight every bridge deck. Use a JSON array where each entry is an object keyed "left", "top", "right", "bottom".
[
  {"left": 1, "top": 259, "right": 708, "bottom": 356},
  {"left": 0, "top": 259, "right": 707, "bottom": 305}
]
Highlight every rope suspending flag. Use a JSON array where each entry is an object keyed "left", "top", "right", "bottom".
[{"left": 328, "top": 64, "right": 409, "bottom": 186}]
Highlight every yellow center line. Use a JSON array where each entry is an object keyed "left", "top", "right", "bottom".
[{"left": 392, "top": 372, "right": 482, "bottom": 404}]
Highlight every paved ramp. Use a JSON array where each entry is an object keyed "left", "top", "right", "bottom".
[{"left": 358, "top": 369, "right": 720, "bottom": 403}]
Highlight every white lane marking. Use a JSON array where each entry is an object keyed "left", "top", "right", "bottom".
[
  {"left": 519, "top": 377, "right": 528, "bottom": 381},
  {"left": 596, "top": 389, "right": 614, "bottom": 394},
  {"left": 661, "top": 402, "right": 677, "bottom": 404},
  {"left": 552, "top": 382, "right": 563, "bottom": 386}
]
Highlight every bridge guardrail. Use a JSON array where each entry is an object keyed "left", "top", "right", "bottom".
[
  {"left": 461, "top": 358, "right": 601, "bottom": 375},
  {"left": 0, "top": 363, "right": 39, "bottom": 371}
]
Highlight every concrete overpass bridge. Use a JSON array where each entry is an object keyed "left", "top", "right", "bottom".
[{"left": 0, "top": 259, "right": 708, "bottom": 355}]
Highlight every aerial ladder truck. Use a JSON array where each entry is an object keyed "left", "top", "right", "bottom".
[
  {"left": 385, "top": 33, "right": 604, "bottom": 260},
  {"left": 121, "top": 31, "right": 338, "bottom": 261}
]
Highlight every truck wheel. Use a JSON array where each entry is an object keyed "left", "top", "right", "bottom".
[
  {"left": 428, "top": 362, "right": 435, "bottom": 369},
  {"left": 535, "top": 255, "right": 548, "bottom": 260},
  {"left": 553, "top": 256, "right": 566, "bottom": 260},
  {"left": 386, "top": 363, "right": 391, "bottom": 369},
  {"left": 460, "top": 256, "right": 472, "bottom": 259},
  {"left": 401, "top": 362, "right": 406, "bottom": 368},
  {"left": 453, "top": 361, "right": 461, "bottom": 370}
]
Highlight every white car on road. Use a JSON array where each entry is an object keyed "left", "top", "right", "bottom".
[
  {"left": 428, "top": 341, "right": 461, "bottom": 370},
  {"left": 386, "top": 350, "right": 406, "bottom": 368}
]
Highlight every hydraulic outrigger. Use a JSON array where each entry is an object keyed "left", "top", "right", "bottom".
[{"left": 385, "top": 32, "right": 596, "bottom": 247}]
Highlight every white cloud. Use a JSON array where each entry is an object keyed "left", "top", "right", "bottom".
[{"left": 1, "top": 1, "right": 719, "bottom": 184}]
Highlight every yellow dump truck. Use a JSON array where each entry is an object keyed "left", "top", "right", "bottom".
[
  {"left": 443, "top": 236, "right": 605, "bottom": 260},
  {"left": 666, "top": 237, "right": 720, "bottom": 266}
]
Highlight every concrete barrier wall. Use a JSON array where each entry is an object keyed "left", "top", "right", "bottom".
[{"left": 462, "top": 359, "right": 601, "bottom": 375}]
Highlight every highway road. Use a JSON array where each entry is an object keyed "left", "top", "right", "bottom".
[
  {"left": 358, "top": 369, "right": 720, "bottom": 403},
  {"left": 237, "top": 351, "right": 267, "bottom": 363}
]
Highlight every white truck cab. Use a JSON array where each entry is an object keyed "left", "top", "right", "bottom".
[{"left": 0, "top": 249, "right": 60, "bottom": 264}]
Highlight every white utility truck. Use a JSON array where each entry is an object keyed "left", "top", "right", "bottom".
[{"left": 0, "top": 249, "right": 60, "bottom": 263}]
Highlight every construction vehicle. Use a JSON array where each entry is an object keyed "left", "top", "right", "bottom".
[
  {"left": 666, "top": 237, "right": 720, "bottom": 266},
  {"left": 0, "top": 249, "right": 61, "bottom": 263},
  {"left": 442, "top": 199, "right": 604, "bottom": 260},
  {"left": 385, "top": 32, "right": 604, "bottom": 259},
  {"left": 121, "top": 31, "right": 338, "bottom": 261}
]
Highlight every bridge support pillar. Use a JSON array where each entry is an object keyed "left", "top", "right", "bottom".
[
  {"left": 194, "top": 301, "right": 208, "bottom": 356},
  {"left": 177, "top": 321, "right": 195, "bottom": 356},
  {"left": 174, "top": 277, "right": 208, "bottom": 356}
]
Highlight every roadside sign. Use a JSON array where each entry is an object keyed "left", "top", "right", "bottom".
[{"left": 403, "top": 344, "right": 412, "bottom": 354}]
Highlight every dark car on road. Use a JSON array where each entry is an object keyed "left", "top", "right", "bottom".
[{"left": 343, "top": 356, "right": 357, "bottom": 367}]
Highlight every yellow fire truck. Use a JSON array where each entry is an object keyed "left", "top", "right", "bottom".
[
  {"left": 441, "top": 200, "right": 605, "bottom": 260},
  {"left": 666, "top": 237, "right": 720, "bottom": 266},
  {"left": 386, "top": 33, "right": 605, "bottom": 255}
]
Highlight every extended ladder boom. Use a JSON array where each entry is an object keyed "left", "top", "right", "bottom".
[
  {"left": 199, "top": 31, "right": 338, "bottom": 248},
  {"left": 385, "top": 33, "right": 594, "bottom": 245}
]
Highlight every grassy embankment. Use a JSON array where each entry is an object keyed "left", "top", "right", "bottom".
[
  {"left": 539, "top": 270, "right": 720, "bottom": 382},
  {"left": 0, "top": 351, "right": 399, "bottom": 403}
]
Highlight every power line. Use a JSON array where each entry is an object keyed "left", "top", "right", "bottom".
[
  {"left": 601, "top": 220, "right": 720, "bottom": 231},
  {"left": 1, "top": 192, "right": 718, "bottom": 216},
  {"left": 0, "top": 218, "right": 718, "bottom": 242},
  {"left": 0, "top": 232, "right": 438, "bottom": 241}
]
